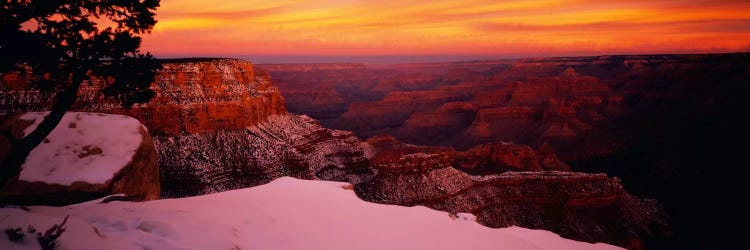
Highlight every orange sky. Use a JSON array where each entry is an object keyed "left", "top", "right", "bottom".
[{"left": 142, "top": 0, "right": 750, "bottom": 58}]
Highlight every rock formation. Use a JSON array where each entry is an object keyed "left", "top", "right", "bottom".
[
  {"left": 0, "top": 112, "right": 159, "bottom": 205},
  {"left": 356, "top": 139, "right": 666, "bottom": 248},
  {"left": 1, "top": 59, "right": 286, "bottom": 136},
  {"left": 1, "top": 58, "right": 673, "bottom": 248},
  {"left": 155, "top": 115, "right": 375, "bottom": 197}
]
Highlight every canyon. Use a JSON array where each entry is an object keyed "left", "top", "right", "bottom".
[
  {"left": 261, "top": 53, "right": 750, "bottom": 248},
  {"left": 5, "top": 55, "right": 740, "bottom": 248},
  {"left": 262, "top": 54, "right": 749, "bottom": 162}
]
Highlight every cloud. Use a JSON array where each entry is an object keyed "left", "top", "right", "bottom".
[
  {"left": 142, "top": 0, "right": 750, "bottom": 56},
  {"left": 160, "top": 7, "right": 287, "bottom": 20},
  {"left": 474, "top": 19, "right": 750, "bottom": 34}
]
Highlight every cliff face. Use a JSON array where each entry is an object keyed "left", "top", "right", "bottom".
[
  {"left": 354, "top": 136, "right": 669, "bottom": 249},
  {"left": 359, "top": 135, "right": 665, "bottom": 248},
  {"left": 100, "top": 59, "right": 287, "bottom": 137},
  {"left": 1, "top": 59, "right": 287, "bottom": 136},
  {"left": 356, "top": 140, "right": 666, "bottom": 248},
  {"left": 155, "top": 115, "right": 375, "bottom": 197}
]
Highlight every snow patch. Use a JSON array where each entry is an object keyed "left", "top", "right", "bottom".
[
  {"left": 18, "top": 112, "right": 144, "bottom": 185},
  {"left": 0, "top": 177, "right": 621, "bottom": 250}
]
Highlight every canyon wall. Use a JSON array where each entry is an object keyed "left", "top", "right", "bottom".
[
  {"left": 2, "top": 59, "right": 286, "bottom": 135},
  {"left": 155, "top": 115, "right": 375, "bottom": 197},
  {"left": 356, "top": 136, "right": 665, "bottom": 249}
]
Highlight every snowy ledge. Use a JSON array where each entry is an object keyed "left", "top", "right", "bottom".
[
  {"left": 0, "top": 177, "right": 621, "bottom": 250},
  {"left": 18, "top": 112, "right": 145, "bottom": 186}
]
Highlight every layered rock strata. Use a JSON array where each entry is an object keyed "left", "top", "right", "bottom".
[{"left": 356, "top": 140, "right": 666, "bottom": 248}]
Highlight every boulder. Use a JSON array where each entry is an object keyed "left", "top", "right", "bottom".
[{"left": 0, "top": 112, "right": 159, "bottom": 205}]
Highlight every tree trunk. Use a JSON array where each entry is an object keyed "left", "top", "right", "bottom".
[{"left": 0, "top": 72, "right": 83, "bottom": 201}]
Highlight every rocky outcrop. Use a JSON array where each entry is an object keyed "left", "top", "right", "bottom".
[
  {"left": 0, "top": 112, "right": 159, "bottom": 205},
  {"left": 355, "top": 150, "right": 665, "bottom": 249},
  {"left": 155, "top": 115, "right": 375, "bottom": 197}
]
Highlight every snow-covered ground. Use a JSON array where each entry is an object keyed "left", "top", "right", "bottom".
[
  {"left": 18, "top": 112, "right": 144, "bottom": 185},
  {"left": 0, "top": 177, "right": 621, "bottom": 250}
]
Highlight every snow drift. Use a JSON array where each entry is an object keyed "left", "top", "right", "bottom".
[{"left": 0, "top": 177, "right": 620, "bottom": 250}]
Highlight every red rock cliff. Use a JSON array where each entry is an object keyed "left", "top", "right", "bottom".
[
  {"left": 101, "top": 59, "right": 286, "bottom": 136},
  {"left": 1, "top": 59, "right": 287, "bottom": 136}
]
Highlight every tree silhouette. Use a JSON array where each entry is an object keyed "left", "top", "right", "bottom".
[{"left": 0, "top": 0, "right": 161, "bottom": 194}]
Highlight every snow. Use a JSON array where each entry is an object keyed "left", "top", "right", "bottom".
[
  {"left": 18, "top": 112, "right": 145, "bottom": 185},
  {"left": 0, "top": 177, "right": 621, "bottom": 250}
]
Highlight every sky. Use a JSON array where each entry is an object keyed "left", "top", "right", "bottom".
[{"left": 141, "top": 0, "right": 750, "bottom": 62}]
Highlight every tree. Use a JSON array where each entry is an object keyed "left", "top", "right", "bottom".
[{"left": 0, "top": 0, "right": 161, "bottom": 195}]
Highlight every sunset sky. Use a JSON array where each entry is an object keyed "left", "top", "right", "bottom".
[{"left": 142, "top": 0, "right": 750, "bottom": 62}]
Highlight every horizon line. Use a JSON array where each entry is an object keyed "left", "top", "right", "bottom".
[{"left": 154, "top": 51, "right": 750, "bottom": 65}]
